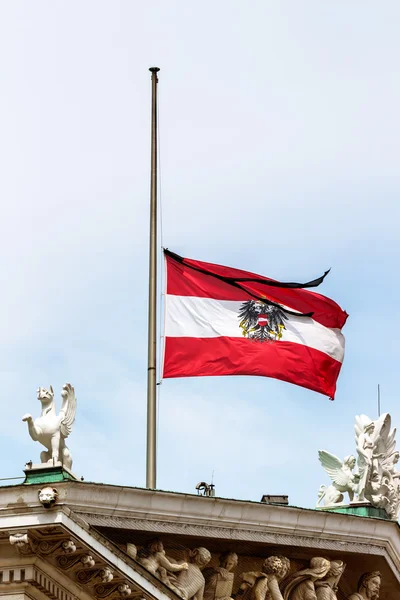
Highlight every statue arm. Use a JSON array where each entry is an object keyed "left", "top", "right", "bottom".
[
  {"left": 264, "top": 577, "right": 283, "bottom": 600},
  {"left": 158, "top": 553, "right": 188, "bottom": 572},
  {"left": 253, "top": 578, "right": 269, "bottom": 600}
]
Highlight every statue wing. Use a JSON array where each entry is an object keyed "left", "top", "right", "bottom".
[
  {"left": 318, "top": 450, "right": 350, "bottom": 487},
  {"left": 354, "top": 415, "right": 364, "bottom": 443},
  {"left": 60, "top": 383, "right": 77, "bottom": 438}
]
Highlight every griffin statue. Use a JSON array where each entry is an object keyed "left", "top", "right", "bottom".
[{"left": 22, "top": 383, "right": 77, "bottom": 469}]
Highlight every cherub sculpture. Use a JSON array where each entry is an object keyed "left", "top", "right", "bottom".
[
  {"left": 316, "top": 452, "right": 358, "bottom": 507},
  {"left": 22, "top": 384, "right": 77, "bottom": 469},
  {"left": 138, "top": 539, "right": 188, "bottom": 587},
  {"left": 238, "top": 555, "right": 291, "bottom": 600}
]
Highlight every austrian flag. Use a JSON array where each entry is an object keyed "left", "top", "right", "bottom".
[{"left": 163, "top": 250, "right": 348, "bottom": 399}]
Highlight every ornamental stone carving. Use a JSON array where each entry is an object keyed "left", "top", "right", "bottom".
[
  {"left": 22, "top": 383, "right": 77, "bottom": 468},
  {"left": 203, "top": 551, "right": 238, "bottom": 600},
  {"left": 62, "top": 540, "right": 77, "bottom": 554},
  {"left": 95, "top": 582, "right": 132, "bottom": 598},
  {"left": 38, "top": 486, "right": 59, "bottom": 508},
  {"left": 35, "top": 537, "right": 76, "bottom": 555},
  {"left": 101, "top": 567, "right": 114, "bottom": 583},
  {"left": 238, "top": 555, "right": 291, "bottom": 600},
  {"left": 9, "top": 532, "right": 29, "bottom": 548},
  {"left": 317, "top": 413, "right": 400, "bottom": 519},
  {"left": 283, "top": 557, "right": 331, "bottom": 600},
  {"left": 118, "top": 584, "right": 132, "bottom": 597},
  {"left": 315, "top": 560, "right": 346, "bottom": 600},
  {"left": 347, "top": 571, "right": 381, "bottom": 600},
  {"left": 58, "top": 553, "right": 94, "bottom": 570}
]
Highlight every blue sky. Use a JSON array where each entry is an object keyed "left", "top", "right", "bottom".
[{"left": 1, "top": 1, "right": 400, "bottom": 509}]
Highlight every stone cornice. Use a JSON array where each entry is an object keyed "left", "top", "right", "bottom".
[{"left": 1, "top": 482, "right": 400, "bottom": 582}]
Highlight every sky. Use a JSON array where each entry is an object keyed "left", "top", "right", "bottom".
[{"left": 0, "top": 1, "right": 400, "bottom": 509}]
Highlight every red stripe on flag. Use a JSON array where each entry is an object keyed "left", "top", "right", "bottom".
[
  {"left": 166, "top": 255, "right": 348, "bottom": 330},
  {"left": 163, "top": 336, "right": 342, "bottom": 399}
]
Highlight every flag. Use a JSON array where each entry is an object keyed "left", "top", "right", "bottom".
[{"left": 162, "top": 250, "right": 348, "bottom": 399}]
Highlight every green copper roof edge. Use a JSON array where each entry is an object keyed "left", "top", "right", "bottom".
[
  {"left": 317, "top": 504, "right": 392, "bottom": 520},
  {"left": 23, "top": 466, "right": 78, "bottom": 485}
]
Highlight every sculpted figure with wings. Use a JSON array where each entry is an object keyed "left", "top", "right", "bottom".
[
  {"left": 238, "top": 300, "right": 287, "bottom": 343},
  {"left": 22, "top": 383, "right": 77, "bottom": 469},
  {"left": 355, "top": 413, "right": 400, "bottom": 517},
  {"left": 316, "top": 451, "right": 359, "bottom": 507}
]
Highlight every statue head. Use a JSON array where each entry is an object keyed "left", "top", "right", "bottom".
[
  {"left": 37, "top": 386, "right": 54, "bottom": 405},
  {"left": 147, "top": 539, "right": 164, "bottom": 554},
  {"left": 38, "top": 486, "right": 58, "bottom": 508},
  {"left": 358, "top": 571, "right": 381, "bottom": 599},
  {"left": 308, "top": 557, "right": 331, "bottom": 581},
  {"left": 263, "top": 555, "right": 290, "bottom": 581},
  {"left": 219, "top": 551, "right": 238, "bottom": 571},
  {"left": 344, "top": 455, "right": 356, "bottom": 469},
  {"left": 189, "top": 547, "right": 211, "bottom": 568},
  {"left": 364, "top": 422, "right": 375, "bottom": 434}
]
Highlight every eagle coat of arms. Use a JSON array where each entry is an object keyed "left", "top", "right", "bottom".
[{"left": 238, "top": 300, "right": 287, "bottom": 342}]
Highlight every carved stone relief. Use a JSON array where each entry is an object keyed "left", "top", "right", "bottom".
[
  {"left": 203, "top": 551, "right": 238, "bottom": 600},
  {"left": 347, "top": 571, "right": 381, "bottom": 600}
]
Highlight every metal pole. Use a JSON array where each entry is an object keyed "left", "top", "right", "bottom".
[
  {"left": 146, "top": 67, "right": 160, "bottom": 489},
  {"left": 378, "top": 384, "right": 381, "bottom": 417}
]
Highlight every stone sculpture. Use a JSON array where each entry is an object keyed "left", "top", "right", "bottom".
[
  {"left": 138, "top": 539, "right": 188, "bottom": 586},
  {"left": 38, "top": 486, "right": 59, "bottom": 508},
  {"left": 238, "top": 555, "right": 291, "bottom": 600},
  {"left": 203, "top": 552, "right": 238, "bottom": 600},
  {"left": 174, "top": 547, "right": 212, "bottom": 600},
  {"left": 355, "top": 418, "right": 376, "bottom": 502},
  {"left": 126, "top": 543, "right": 137, "bottom": 560},
  {"left": 22, "top": 384, "right": 77, "bottom": 469},
  {"left": 317, "top": 453, "right": 358, "bottom": 506},
  {"left": 347, "top": 571, "right": 381, "bottom": 600},
  {"left": 317, "top": 413, "right": 400, "bottom": 519},
  {"left": 315, "top": 560, "right": 345, "bottom": 600},
  {"left": 283, "top": 557, "right": 331, "bottom": 600}
]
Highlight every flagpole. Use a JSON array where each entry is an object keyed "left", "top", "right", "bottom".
[{"left": 146, "top": 66, "right": 160, "bottom": 489}]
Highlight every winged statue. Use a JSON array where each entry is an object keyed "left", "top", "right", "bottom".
[
  {"left": 22, "top": 383, "right": 77, "bottom": 470},
  {"left": 238, "top": 300, "right": 287, "bottom": 342},
  {"left": 316, "top": 451, "right": 359, "bottom": 507},
  {"left": 354, "top": 413, "right": 400, "bottom": 517}
]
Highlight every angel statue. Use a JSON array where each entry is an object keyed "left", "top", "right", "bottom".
[
  {"left": 22, "top": 384, "right": 77, "bottom": 470},
  {"left": 355, "top": 413, "right": 400, "bottom": 518},
  {"left": 316, "top": 452, "right": 359, "bottom": 507}
]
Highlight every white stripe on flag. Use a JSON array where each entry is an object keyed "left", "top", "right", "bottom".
[{"left": 165, "top": 295, "right": 345, "bottom": 362}]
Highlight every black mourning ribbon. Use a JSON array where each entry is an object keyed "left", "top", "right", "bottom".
[{"left": 164, "top": 249, "right": 330, "bottom": 319}]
